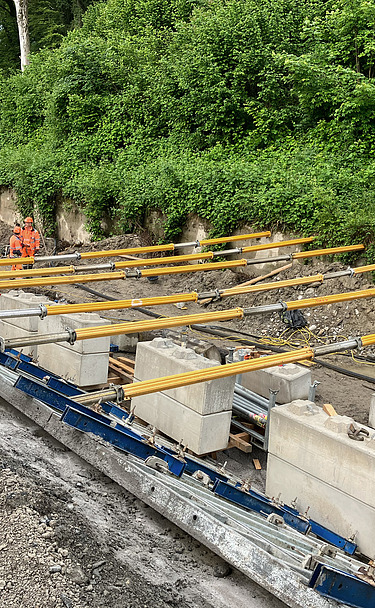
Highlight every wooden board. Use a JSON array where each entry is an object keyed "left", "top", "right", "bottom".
[
  {"left": 252, "top": 458, "right": 262, "bottom": 470},
  {"left": 227, "top": 432, "right": 252, "bottom": 453}
]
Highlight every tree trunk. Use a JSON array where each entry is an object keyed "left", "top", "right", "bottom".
[{"left": 13, "top": 0, "right": 30, "bottom": 71}]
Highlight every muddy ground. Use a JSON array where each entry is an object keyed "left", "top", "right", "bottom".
[{"left": 1, "top": 227, "right": 375, "bottom": 607}]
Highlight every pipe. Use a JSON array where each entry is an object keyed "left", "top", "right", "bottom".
[
  {"left": 242, "top": 237, "right": 315, "bottom": 253},
  {"left": 0, "top": 271, "right": 126, "bottom": 290},
  {"left": 1, "top": 260, "right": 374, "bottom": 321},
  {"left": 199, "top": 231, "right": 271, "bottom": 246},
  {"left": 4, "top": 285, "right": 375, "bottom": 350},
  {"left": 0, "top": 256, "right": 34, "bottom": 267},
  {"left": 76, "top": 332, "right": 375, "bottom": 402},
  {"left": 114, "top": 252, "right": 214, "bottom": 268},
  {"left": 0, "top": 265, "right": 76, "bottom": 279},
  {"left": 126, "top": 259, "right": 249, "bottom": 278},
  {"left": 292, "top": 244, "right": 365, "bottom": 259}
]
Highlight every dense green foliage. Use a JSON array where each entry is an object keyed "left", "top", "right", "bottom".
[{"left": 0, "top": 0, "right": 375, "bottom": 255}]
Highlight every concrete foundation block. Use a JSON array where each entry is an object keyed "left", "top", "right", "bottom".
[
  {"left": 0, "top": 318, "right": 38, "bottom": 358},
  {"left": 369, "top": 394, "right": 375, "bottom": 429},
  {"left": 234, "top": 352, "right": 311, "bottom": 403},
  {"left": 131, "top": 388, "right": 232, "bottom": 455},
  {"left": 37, "top": 343, "right": 109, "bottom": 387},
  {"left": 268, "top": 401, "right": 375, "bottom": 507},
  {"left": 109, "top": 328, "right": 139, "bottom": 353},
  {"left": 266, "top": 400, "right": 375, "bottom": 558},
  {"left": 0, "top": 291, "right": 54, "bottom": 332},
  {"left": 134, "top": 339, "right": 234, "bottom": 414},
  {"left": 266, "top": 454, "right": 375, "bottom": 559},
  {"left": 42, "top": 312, "right": 111, "bottom": 354}
]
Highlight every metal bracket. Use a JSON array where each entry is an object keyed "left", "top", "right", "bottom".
[
  {"left": 348, "top": 423, "right": 370, "bottom": 441},
  {"left": 39, "top": 304, "right": 48, "bottom": 319},
  {"left": 108, "top": 383, "right": 125, "bottom": 404},
  {"left": 0, "top": 337, "right": 6, "bottom": 353},
  {"left": 192, "top": 470, "right": 212, "bottom": 486},
  {"left": 144, "top": 456, "right": 169, "bottom": 474},
  {"left": 74, "top": 252, "right": 82, "bottom": 261},
  {"left": 65, "top": 327, "right": 77, "bottom": 345},
  {"left": 278, "top": 301, "right": 288, "bottom": 312},
  {"left": 347, "top": 266, "right": 355, "bottom": 278}
]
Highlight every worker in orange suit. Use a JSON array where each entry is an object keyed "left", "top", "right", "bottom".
[
  {"left": 21, "top": 216, "right": 40, "bottom": 269},
  {"left": 10, "top": 226, "right": 23, "bottom": 271}
]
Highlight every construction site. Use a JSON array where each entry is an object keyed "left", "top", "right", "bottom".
[{"left": 1, "top": 215, "right": 375, "bottom": 608}]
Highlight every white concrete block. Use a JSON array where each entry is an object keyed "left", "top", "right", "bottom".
[
  {"left": 42, "top": 312, "right": 110, "bottom": 354},
  {"left": 0, "top": 318, "right": 37, "bottom": 358},
  {"left": 266, "top": 400, "right": 375, "bottom": 558},
  {"left": 134, "top": 339, "right": 234, "bottom": 414},
  {"left": 37, "top": 343, "right": 109, "bottom": 387},
  {"left": 234, "top": 352, "right": 311, "bottom": 403},
  {"left": 369, "top": 393, "right": 375, "bottom": 429},
  {"left": 266, "top": 454, "right": 375, "bottom": 559},
  {"left": 131, "top": 389, "right": 232, "bottom": 455},
  {"left": 267, "top": 401, "right": 375, "bottom": 507},
  {"left": 109, "top": 329, "right": 138, "bottom": 353},
  {"left": 0, "top": 291, "right": 54, "bottom": 332}
]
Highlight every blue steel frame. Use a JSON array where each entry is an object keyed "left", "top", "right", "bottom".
[{"left": 309, "top": 564, "right": 375, "bottom": 607}]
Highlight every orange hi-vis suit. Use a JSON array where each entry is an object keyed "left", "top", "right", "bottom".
[
  {"left": 22, "top": 224, "right": 40, "bottom": 258},
  {"left": 10, "top": 228, "right": 23, "bottom": 271}
]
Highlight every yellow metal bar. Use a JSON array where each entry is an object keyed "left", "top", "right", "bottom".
[
  {"left": 354, "top": 264, "right": 375, "bottom": 274},
  {"left": 286, "top": 288, "right": 375, "bottom": 310},
  {"left": 114, "top": 252, "right": 214, "bottom": 269},
  {"left": 200, "top": 231, "right": 271, "bottom": 246},
  {"left": 0, "top": 265, "right": 75, "bottom": 279},
  {"left": 241, "top": 236, "right": 314, "bottom": 253},
  {"left": 0, "top": 271, "right": 126, "bottom": 291},
  {"left": 75, "top": 308, "right": 244, "bottom": 340},
  {"left": 47, "top": 292, "right": 199, "bottom": 316},
  {"left": 361, "top": 334, "right": 375, "bottom": 347},
  {"left": 79, "top": 243, "right": 175, "bottom": 259},
  {"left": 139, "top": 259, "right": 248, "bottom": 277},
  {"left": 0, "top": 256, "right": 34, "bottom": 267},
  {"left": 293, "top": 244, "right": 365, "bottom": 259},
  {"left": 123, "top": 349, "right": 314, "bottom": 397},
  {"left": 221, "top": 274, "right": 324, "bottom": 297}
]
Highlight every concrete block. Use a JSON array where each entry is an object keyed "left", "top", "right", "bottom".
[
  {"left": 267, "top": 401, "right": 375, "bottom": 507},
  {"left": 42, "top": 312, "right": 111, "bottom": 354},
  {"left": 234, "top": 351, "right": 311, "bottom": 403},
  {"left": 134, "top": 338, "right": 234, "bottom": 414},
  {"left": 266, "top": 454, "right": 375, "bottom": 559},
  {"left": 0, "top": 318, "right": 37, "bottom": 358},
  {"left": 369, "top": 393, "right": 375, "bottom": 429},
  {"left": 0, "top": 291, "right": 54, "bottom": 332},
  {"left": 37, "top": 342, "right": 109, "bottom": 387},
  {"left": 131, "top": 389, "right": 232, "bottom": 454},
  {"left": 109, "top": 327, "right": 138, "bottom": 353},
  {"left": 266, "top": 400, "right": 375, "bottom": 558}
]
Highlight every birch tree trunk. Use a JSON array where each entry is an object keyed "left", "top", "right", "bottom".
[{"left": 13, "top": 0, "right": 30, "bottom": 71}]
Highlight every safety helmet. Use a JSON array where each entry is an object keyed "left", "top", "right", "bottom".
[
  {"left": 13, "top": 226, "right": 22, "bottom": 234},
  {"left": 24, "top": 216, "right": 33, "bottom": 223}
]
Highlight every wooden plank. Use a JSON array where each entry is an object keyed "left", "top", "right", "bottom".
[
  {"left": 109, "top": 360, "right": 134, "bottom": 376},
  {"left": 117, "top": 356, "right": 135, "bottom": 368},
  {"left": 253, "top": 458, "right": 262, "bottom": 470},
  {"left": 323, "top": 403, "right": 338, "bottom": 417},
  {"left": 227, "top": 432, "right": 252, "bottom": 453}
]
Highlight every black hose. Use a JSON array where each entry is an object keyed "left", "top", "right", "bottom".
[{"left": 73, "top": 284, "right": 375, "bottom": 384}]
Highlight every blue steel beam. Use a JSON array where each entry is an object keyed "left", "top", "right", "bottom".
[
  {"left": 309, "top": 564, "right": 375, "bottom": 607},
  {"left": 213, "top": 480, "right": 311, "bottom": 535},
  {"left": 61, "top": 406, "right": 185, "bottom": 477}
]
